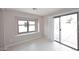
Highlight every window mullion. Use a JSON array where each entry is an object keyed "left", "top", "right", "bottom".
[{"left": 27, "top": 21, "right": 29, "bottom": 32}]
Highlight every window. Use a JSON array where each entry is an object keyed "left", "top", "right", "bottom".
[
  {"left": 54, "top": 17, "right": 60, "bottom": 41},
  {"left": 18, "top": 20, "right": 36, "bottom": 34},
  {"left": 60, "top": 13, "right": 77, "bottom": 49},
  {"left": 29, "top": 21, "right": 35, "bottom": 32}
]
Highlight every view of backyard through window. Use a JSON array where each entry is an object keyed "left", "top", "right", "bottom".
[
  {"left": 18, "top": 21, "right": 27, "bottom": 33},
  {"left": 18, "top": 20, "right": 36, "bottom": 33}
]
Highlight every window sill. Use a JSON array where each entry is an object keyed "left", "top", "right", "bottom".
[{"left": 17, "top": 32, "right": 39, "bottom": 36}]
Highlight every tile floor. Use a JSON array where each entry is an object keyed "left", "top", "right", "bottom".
[{"left": 6, "top": 38, "right": 76, "bottom": 51}]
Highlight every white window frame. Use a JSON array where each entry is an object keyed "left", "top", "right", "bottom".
[{"left": 17, "top": 18, "right": 37, "bottom": 34}]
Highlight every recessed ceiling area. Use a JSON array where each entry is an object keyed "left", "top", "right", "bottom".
[{"left": 11, "top": 8, "right": 62, "bottom": 16}]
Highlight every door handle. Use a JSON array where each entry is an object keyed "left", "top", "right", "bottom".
[{"left": 60, "top": 29, "right": 61, "bottom": 31}]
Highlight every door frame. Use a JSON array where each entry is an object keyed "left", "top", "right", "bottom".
[{"left": 54, "top": 12, "right": 78, "bottom": 51}]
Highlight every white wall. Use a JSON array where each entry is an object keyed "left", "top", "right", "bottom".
[
  {"left": 0, "top": 9, "right": 44, "bottom": 50},
  {"left": 43, "top": 16, "right": 48, "bottom": 38},
  {"left": 0, "top": 9, "right": 4, "bottom": 50}
]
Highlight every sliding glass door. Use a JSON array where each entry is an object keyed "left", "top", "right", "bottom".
[
  {"left": 54, "top": 17, "right": 60, "bottom": 41},
  {"left": 54, "top": 13, "right": 78, "bottom": 49}
]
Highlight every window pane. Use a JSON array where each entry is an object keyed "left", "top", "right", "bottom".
[
  {"left": 61, "top": 14, "right": 77, "bottom": 49},
  {"left": 29, "top": 25, "right": 35, "bottom": 31},
  {"left": 54, "top": 17, "right": 60, "bottom": 41},
  {"left": 19, "top": 26, "right": 27, "bottom": 33},
  {"left": 29, "top": 21, "right": 35, "bottom": 24},
  {"left": 18, "top": 21, "right": 27, "bottom": 25}
]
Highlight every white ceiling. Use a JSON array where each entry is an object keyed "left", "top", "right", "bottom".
[{"left": 11, "top": 8, "right": 62, "bottom": 16}]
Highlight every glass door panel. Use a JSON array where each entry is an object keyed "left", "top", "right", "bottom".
[
  {"left": 61, "top": 14, "right": 77, "bottom": 49},
  {"left": 54, "top": 17, "right": 60, "bottom": 41}
]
